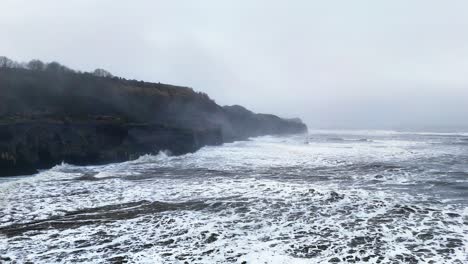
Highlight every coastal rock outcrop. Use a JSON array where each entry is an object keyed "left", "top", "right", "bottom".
[
  {"left": 0, "top": 121, "right": 222, "bottom": 176},
  {"left": 0, "top": 60, "right": 307, "bottom": 176}
]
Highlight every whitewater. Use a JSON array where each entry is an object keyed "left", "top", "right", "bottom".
[{"left": 0, "top": 130, "right": 467, "bottom": 263}]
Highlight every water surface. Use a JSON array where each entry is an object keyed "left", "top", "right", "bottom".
[{"left": 0, "top": 130, "right": 467, "bottom": 263}]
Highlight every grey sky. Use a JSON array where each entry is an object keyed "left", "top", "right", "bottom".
[{"left": 1, "top": 0, "right": 468, "bottom": 130}]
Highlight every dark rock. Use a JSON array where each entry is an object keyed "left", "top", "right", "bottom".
[
  {"left": 222, "top": 105, "right": 307, "bottom": 141},
  {"left": 0, "top": 256, "right": 12, "bottom": 262},
  {"left": 326, "top": 191, "right": 344, "bottom": 203},
  {"left": 158, "top": 239, "right": 175, "bottom": 246},
  {"left": 0, "top": 121, "right": 221, "bottom": 176},
  {"left": 349, "top": 236, "right": 368, "bottom": 247},
  {"left": 142, "top": 243, "right": 154, "bottom": 249},
  {"left": 446, "top": 213, "right": 461, "bottom": 218},
  {"left": 417, "top": 233, "right": 434, "bottom": 241},
  {"left": 0, "top": 66, "right": 307, "bottom": 176},
  {"left": 202, "top": 249, "right": 215, "bottom": 255},
  {"left": 205, "top": 233, "right": 219, "bottom": 243},
  {"left": 0, "top": 200, "right": 210, "bottom": 237},
  {"left": 107, "top": 256, "right": 128, "bottom": 264}
]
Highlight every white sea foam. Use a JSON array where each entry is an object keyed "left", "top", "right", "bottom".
[
  {"left": 309, "top": 129, "right": 468, "bottom": 137},
  {"left": 0, "top": 131, "right": 467, "bottom": 263}
]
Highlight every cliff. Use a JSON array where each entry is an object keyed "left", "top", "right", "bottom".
[{"left": 0, "top": 60, "right": 307, "bottom": 176}]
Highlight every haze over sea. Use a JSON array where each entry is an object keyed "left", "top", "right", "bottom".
[{"left": 0, "top": 129, "right": 467, "bottom": 263}]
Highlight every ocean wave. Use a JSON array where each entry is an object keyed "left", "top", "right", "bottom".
[
  {"left": 309, "top": 129, "right": 468, "bottom": 137},
  {"left": 1, "top": 131, "right": 467, "bottom": 263}
]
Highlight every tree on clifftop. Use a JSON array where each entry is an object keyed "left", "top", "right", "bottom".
[
  {"left": 0, "top": 56, "right": 19, "bottom": 68},
  {"left": 93, "top": 68, "right": 113, "bottom": 78},
  {"left": 27, "top": 60, "right": 45, "bottom": 71},
  {"left": 45, "top": 61, "right": 72, "bottom": 73}
]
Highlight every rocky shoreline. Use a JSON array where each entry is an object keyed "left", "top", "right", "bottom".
[
  {"left": 0, "top": 120, "right": 225, "bottom": 176},
  {"left": 0, "top": 60, "right": 307, "bottom": 176}
]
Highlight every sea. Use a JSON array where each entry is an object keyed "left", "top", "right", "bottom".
[{"left": 0, "top": 130, "right": 467, "bottom": 263}]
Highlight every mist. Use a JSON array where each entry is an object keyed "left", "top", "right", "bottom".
[{"left": 2, "top": 0, "right": 468, "bottom": 130}]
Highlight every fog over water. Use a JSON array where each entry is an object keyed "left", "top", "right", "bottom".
[{"left": 1, "top": 0, "right": 468, "bottom": 129}]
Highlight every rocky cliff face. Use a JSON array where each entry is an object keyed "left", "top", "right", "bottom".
[
  {"left": 0, "top": 121, "right": 222, "bottom": 176},
  {"left": 222, "top": 105, "right": 307, "bottom": 141},
  {"left": 0, "top": 65, "right": 307, "bottom": 176}
]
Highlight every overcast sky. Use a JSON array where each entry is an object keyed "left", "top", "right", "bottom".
[{"left": 1, "top": 0, "right": 468, "bottom": 130}]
